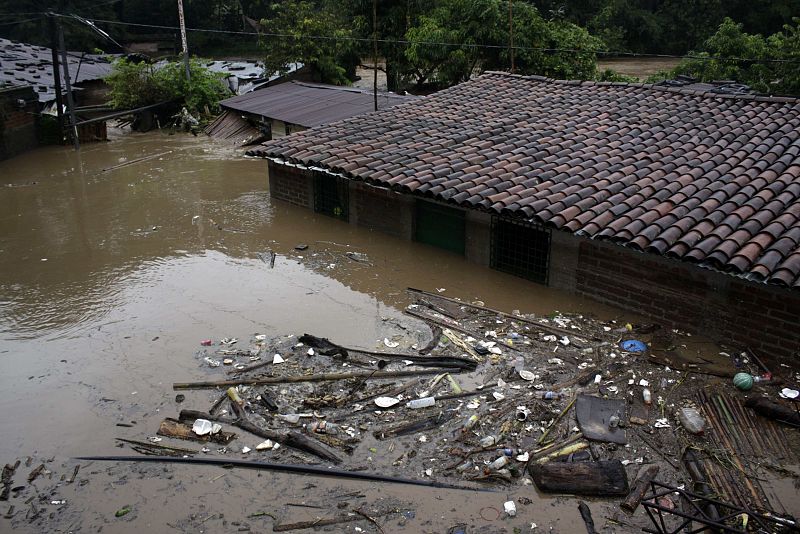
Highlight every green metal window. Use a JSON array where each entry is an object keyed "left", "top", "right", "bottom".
[
  {"left": 491, "top": 217, "right": 550, "bottom": 284},
  {"left": 313, "top": 173, "right": 349, "bottom": 221},
  {"left": 414, "top": 200, "right": 466, "bottom": 255}
]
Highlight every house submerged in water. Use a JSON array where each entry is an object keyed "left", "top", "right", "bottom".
[{"left": 248, "top": 71, "right": 800, "bottom": 364}]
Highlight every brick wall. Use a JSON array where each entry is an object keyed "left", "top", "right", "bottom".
[
  {"left": 1, "top": 86, "right": 38, "bottom": 160},
  {"left": 350, "top": 182, "right": 412, "bottom": 239},
  {"left": 267, "top": 161, "right": 313, "bottom": 209},
  {"left": 575, "top": 239, "right": 800, "bottom": 365}
]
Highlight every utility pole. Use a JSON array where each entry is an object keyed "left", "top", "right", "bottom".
[
  {"left": 177, "top": 0, "right": 190, "bottom": 81},
  {"left": 372, "top": 0, "right": 378, "bottom": 111},
  {"left": 509, "top": 0, "right": 515, "bottom": 73},
  {"left": 58, "top": 20, "right": 80, "bottom": 149},
  {"left": 47, "top": 12, "right": 65, "bottom": 139}
]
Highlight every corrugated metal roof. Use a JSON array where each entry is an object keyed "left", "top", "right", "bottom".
[
  {"left": 0, "top": 38, "right": 113, "bottom": 103},
  {"left": 219, "top": 81, "right": 417, "bottom": 127}
]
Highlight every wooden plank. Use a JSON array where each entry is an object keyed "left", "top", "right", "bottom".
[{"left": 529, "top": 460, "right": 629, "bottom": 496}]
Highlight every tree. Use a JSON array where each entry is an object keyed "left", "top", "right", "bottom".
[
  {"left": 673, "top": 17, "right": 800, "bottom": 96},
  {"left": 259, "top": 0, "right": 359, "bottom": 85},
  {"left": 105, "top": 57, "right": 230, "bottom": 113}
]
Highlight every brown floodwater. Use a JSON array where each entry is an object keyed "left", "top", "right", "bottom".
[{"left": 0, "top": 130, "right": 794, "bottom": 533}]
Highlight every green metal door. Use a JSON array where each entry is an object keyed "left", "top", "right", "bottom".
[{"left": 414, "top": 200, "right": 465, "bottom": 255}]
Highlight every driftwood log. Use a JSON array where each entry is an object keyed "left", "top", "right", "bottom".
[
  {"left": 157, "top": 418, "right": 237, "bottom": 444},
  {"left": 620, "top": 465, "right": 659, "bottom": 513},
  {"left": 178, "top": 409, "right": 342, "bottom": 464},
  {"left": 744, "top": 397, "right": 800, "bottom": 427},
  {"left": 529, "top": 460, "right": 629, "bottom": 496}
]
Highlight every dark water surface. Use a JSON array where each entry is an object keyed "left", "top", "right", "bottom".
[{"left": 1, "top": 131, "right": 785, "bottom": 532}]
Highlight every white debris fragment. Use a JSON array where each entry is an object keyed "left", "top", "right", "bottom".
[
  {"left": 504, "top": 500, "right": 517, "bottom": 517},
  {"left": 256, "top": 440, "right": 274, "bottom": 450},
  {"left": 780, "top": 388, "right": 799, "bottom": 399},
  {"left": 383, "top": 338, "right": 399, "bottom": 348},
  {"left": 543, "top": 335, "right": 557, "bottom": 342},
  {"left": 516, "top": 452, "right": 530, "bottom": 462},
  {"left": 547, "top": 358, "right": 564, "bottom": 365},
  {"left": 639, "top": 379, "right": 650, "bottom": 387},
  {"left": 559, "top": 336, "right": 570, "bottom": 346},
  {"left": 307, "top": 348, "right": 315, "bottom": 356},
  {"left": 375, "top": 397, "right": 401, "bottom": 408},
  {"left": 272, "top": 354, "right": 285, "bottom": 364},
  {"left": 242, "top": 446, "right": 251, "bottom": 454},
  {"left": 654, "top": 418, "right": 671, "bottom": 428},
  {"left": 192, "top": 419, "right": 213, "bottom": 436},
  {"left": 493, "top": 391, "right": 506, "bottom": 401},
  {"left": 254, "top": 334, "right": 266, "bottom": 341},
  {"left": 519, "top": 370, "right": 538, "bottom": 381}
]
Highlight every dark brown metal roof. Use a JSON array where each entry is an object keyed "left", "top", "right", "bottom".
[
  {"left": 220, "top": 81, "right": 417, "bottom": 127},
  {"left": 250, "top": 72, "right": 800, "bottom": 288}
]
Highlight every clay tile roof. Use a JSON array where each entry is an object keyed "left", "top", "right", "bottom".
[{"left": 250, "top": 71, "right": 800, "bottom": 288}]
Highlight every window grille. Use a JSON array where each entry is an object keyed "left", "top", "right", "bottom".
[{"left": 490, "top": 216, "right": 550, "bottom": 283}]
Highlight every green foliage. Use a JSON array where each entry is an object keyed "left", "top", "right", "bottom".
[
  {"left": 259, "top": 0, "right": 358, "bottom": 85},
  {"left": 401, "top": 0, "right": 601, "bottom": 89},
  {"left": 105, "top": 58, "right": 230, "bottom": 113},
  {"left": 674, "top": 17, "right": 800, "bottom": 95}
]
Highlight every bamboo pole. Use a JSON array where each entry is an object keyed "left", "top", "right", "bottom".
[{"left": 174, "top": 368, "right": 447, "bottom": 390}]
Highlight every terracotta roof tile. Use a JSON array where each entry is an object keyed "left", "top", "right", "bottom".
[{"left": 251, "top": 71, "right": 800, "bottom": 287}]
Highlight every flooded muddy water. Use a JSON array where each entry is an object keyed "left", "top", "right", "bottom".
[{"left": 0, "top": 131, "right": 795, "bottom": 533}]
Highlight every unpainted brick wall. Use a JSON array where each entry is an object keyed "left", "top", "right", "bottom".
[
  {"left": 1, "top": 86, "right": 38, "bottom": 160},
  {"left": 575, "top": 240, "right": 800, "bottom": 365},
  {"left": 351, "top": 182, "right": 412, "bottom": 239},
  {"left": 268, "top": 161, "right": 312, "bottom": 208}
]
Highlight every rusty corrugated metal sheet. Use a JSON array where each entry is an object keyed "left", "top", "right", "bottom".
[{"left": 219, "top": 81, "right": 417, "bottom": 128}]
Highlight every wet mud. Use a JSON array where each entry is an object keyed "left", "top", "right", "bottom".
[{"left": 0, "top": 130, "right": 797, "bottom": 533}]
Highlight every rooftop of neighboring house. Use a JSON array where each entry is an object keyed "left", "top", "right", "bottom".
[
  {"left": 249, "top": 71, "right": 800, "bottom": 288},
  {"left": 0, "top": 38, "right": 113, "bottom": 103},
  {"left": 221, "top": 80, "right": 417, "bottom": 128}
]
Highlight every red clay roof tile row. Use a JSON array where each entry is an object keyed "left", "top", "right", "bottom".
[{"left": 250, "top": 72, "right": 800, "bottom": 288}]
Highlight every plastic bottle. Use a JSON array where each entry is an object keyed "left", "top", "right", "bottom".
[
  {"left": 513, "top": 356, "right": 524, "bottom": 373},
  {"left": 455, "top": 460, "right": 474, "bottom": 473},
  {"left": 462, "top": 414, "right": 479, "bottom": 430},
  {"left": 642, "top": 388, "right": 652, "bottom": 405},
  {"left": 306, "top": 420, "right": 341, "bottom": 435},
  {"left": 538, "top": 391, "right": 561, "bottom": 400},
  {"left": 276, "top": 413, "right": 301, "bottom": 424},
  {"left": 677, "top": 407, "right": 706, "bottom": 435},
  {"left": 406, "top": 397, "right": 436, "bottom": 409},
  {"left": 489, "top": 456, "right": 509, "bottom": 470},
  {"left": 480, "top": 435, "right": 498, "bottom": 448}
]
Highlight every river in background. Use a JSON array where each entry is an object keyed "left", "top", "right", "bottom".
[{"left": 0, "top": 130, "right": 767, "bottom": 532}]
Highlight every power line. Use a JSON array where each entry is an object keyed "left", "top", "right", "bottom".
[
  {"left": 0, "top": 16, "right": 42, "bottom": 26},
  {"left": 50, "top": 14, "right": 800, "bottom": 65}
]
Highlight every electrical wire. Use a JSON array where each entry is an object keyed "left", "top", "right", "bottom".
[
  {"left": 49, "top": 14, "right": 800, "bottom": 65},
  {"left": 0, "top": 16, "right": 42, "bottom": 26}
]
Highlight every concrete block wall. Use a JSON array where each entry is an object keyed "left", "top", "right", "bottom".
[
  {"left": 574, "top": 239, "right": 800, "bottom": 365},
  {"left": 1, "top": 86, "right": 38, "bottom": 160},
  {"left": 267, "top": 161, "right": 313, "bottom": 209}
]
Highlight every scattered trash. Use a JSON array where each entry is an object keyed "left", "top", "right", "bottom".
[
  {"left": 503, "top": 500, "right": 517, "bottom": 517},
  {"left": 272, "top": 354, "right": 285, "bottom": 364},
  {"left": 677, "top": 407, "right": 706, "bottom": 435},
  {"left": 200, "top": 339, "right": 213, "bottom": 346},
  {"left": 192, "top": 419, "right": 213, "bottom": 436},
  {"left": 406, "top": 397, "right": 435, "bottom": 409},
  {"left": 383, "top": 338, "right": 400, "bottom": 348},
  {"left": 779, "top": 388, "right": 799, "bottom": 399},
  {"left": 375, "top": 397, "right": 400, "bottom": 408},
  {"left": 115, "top": 506, "right": 132, "bottom": 518},
  {"left": 620, "top": 339, "right": 647, "bottom": 353}
]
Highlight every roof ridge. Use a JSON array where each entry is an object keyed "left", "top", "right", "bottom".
[
  {"left": 480, "top": 70, "right": 800, "bottom": 105},
  {"left": 290, "top": 80, "right": 411, "bottom": 99}
]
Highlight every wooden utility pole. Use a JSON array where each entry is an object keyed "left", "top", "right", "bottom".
[
  {"left": 372, "top": 0, "right": 378, "bottom": 111},
  {"left": 509, "top": 0, "right": 515, "bottom": 73},
  {"left": 47, "top": 12, "right": 65, "bottom": 137},
  {"left": 57, "top": 20, "right": 79, "bottom": 149},
  {"left": 177, "top": 0, "right": 190, "bottom": 80}
]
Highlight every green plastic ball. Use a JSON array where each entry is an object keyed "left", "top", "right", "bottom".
[{"left": 733, "top": 372, "right": 754, "bottom": 391}]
